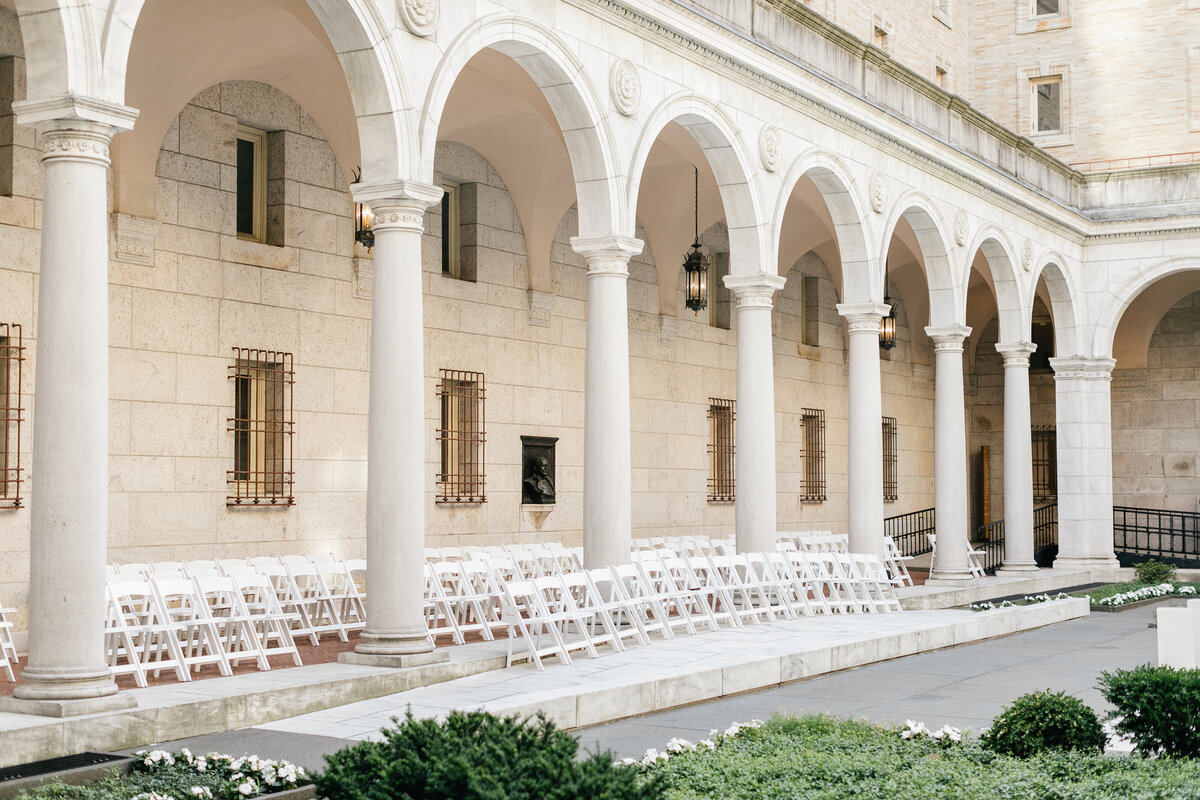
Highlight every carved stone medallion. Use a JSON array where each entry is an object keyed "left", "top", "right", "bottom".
[
  {"left": 1022, "top": 238, "right": 1034, "bottom": 272},
  {"left": 954, "top": 208, "right": 969, "bottom": 247},
  {"left": 399, "top": 0, "right": 439, "bottom": 37},
  {"left": 869, "top": 172, "right": 887, "bottom": 214},
  {"left": 759, "top": 124, "right": 781, "bottom": 172},
  {"left": 610, "top": 59, "right": 641, "bottom": 116}
]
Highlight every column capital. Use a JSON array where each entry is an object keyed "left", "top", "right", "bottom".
[
  {"left": 353, "top": 180, "right": 442, "bottom": 234},
  {"left": 14, "top": 94, "right": 138, "bottom": 134},
  {"left": 15, "top": 95, "right": 138, "bottom": 168},
  {"left": 837, "top": 302, "right": 891, "bottom": 333},
  {"left": 996, "top": 341, "right": 1037, "bottom": 367},
  {"left": 724, "top": 273, "right": 785, "bottom": 309},
  {"left": 1049, "top": 356, "right": 1117, "bottom": 381},
  {"left": 570, "top": 235, "right": 644, "bottom": 277},
  {"left": 925, "top": 324, "right": 972, "bottom": 352}
]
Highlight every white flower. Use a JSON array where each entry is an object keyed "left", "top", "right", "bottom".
[
  {"left": 194, "top": 758, "right": 207, "bottom": 773},
  {"left": 665, "top": 737, "right": 694, "bottom": 753},
  {"left": 230, "top": 759, "right": 245, "bottom": 772},
  {"left": 616, "top": 757, "right": 638, "bottom": 767},
  {"left": 189, "top": 787, "right": 212, "bottom": 799},
  {"left": 259, "top": 766, "right": 277, "bottom": 786},
  {"left": 237, "top": 779, "right": 257, "bottom": 797},
  {"left": 698, "top": 739, "right": 716, "bottom": 749},
  {"left": 724, "top": 724, "right": 741, "bottom": 736},
  {"left": 938, "top": 725, "right": 963, "bottom": 742}
]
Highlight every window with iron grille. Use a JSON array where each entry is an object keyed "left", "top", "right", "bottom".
[
  {"left": 227, "top": 348, "right": 294, "bottom": 506},
  {"left": 707, "top": 398, "right": 735, "bottom": 502},
  {"left": 882, "top": 416, "right": 898, "bottom": 502},
  {"left": 801, "top": 408, "right": 826, "bottom": 502},
  {"left": 0, "top": 323, "right": 24, "bottom": 509},
  {"left": 437, "top": 369, "right": 486, "bottom": 503},
  {"left": 1032, "top": 425, "right": 1057, "bottom": 501}
]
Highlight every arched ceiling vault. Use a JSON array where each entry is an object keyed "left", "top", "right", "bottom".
[
  {"left": 1112, "top": 271, "right": 1200, "bottom": 368},
  {"left": 113, "top": 0, "right": 359, "bottom": 219}
]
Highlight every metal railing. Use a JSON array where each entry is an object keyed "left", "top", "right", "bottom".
[
  {"left": 1070, "top": 150, "right": 1200, "bottom": 172},
  {"left": 1113, "top": 506, "right": 1200, "bottom": 568},
  {"left": 974, "top": 504, "right": 1058, "bottom": 575},
  {"left": 884, "top": 507, "right": 935, "bottom": 558}
]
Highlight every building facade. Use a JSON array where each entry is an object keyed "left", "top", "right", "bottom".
[{"left": 0, "top": 0, "right": 1198, "bottom": 710}]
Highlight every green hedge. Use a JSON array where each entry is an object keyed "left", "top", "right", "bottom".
[
  {"left": 643, "top": 715, "right": 1200, "bottom": 800},
  {"left": 979, "top": 690, "right": 1106, "bottom": 758},
  {"left": 315, "top": 711, "right": 661, "bottom": 800},
  {"left": 1101, "top": 664, "right": 1200, "bottom": 758}
]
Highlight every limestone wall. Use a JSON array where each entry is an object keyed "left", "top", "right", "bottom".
[
  {"left": 1111, "top": 291, "right": 1200, "bottom": 512},
  {"left": 969, "top": 0, "right": 1200, "bottom": 165}
]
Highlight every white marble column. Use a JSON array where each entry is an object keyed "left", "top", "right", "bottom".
[
  {"left": 996, "top": 342, "right": 1040, "bottom": 574},
  {"left": 570, "top": 235, "right": 644, "bottom": 569},
  {"left": 1049, "top": 356, "right": 1121, "bottom": 571},
  {"left": 836, "top": 303, "right": 890, "bottom": 559},
  {"left": 340, "top": 181, "right": 449, "bottom": 668},
  {"left": 2, "top": 98, "right": 138, "bottom": 716},
  {"left": 725, "top": 274, "right": 786, "bottom": 554},
  {"left": 926, "top": 324, "right": 976, "bottom": 584}
]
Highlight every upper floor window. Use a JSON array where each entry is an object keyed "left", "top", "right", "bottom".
[
  {"left": 227, "top": 348, "right": 294, "bottom": 506},
  {"left": 1034, "top": 78, "right": 1063, "bottom": 133},
  {"left": 236, "top": 125, "right": 267, "bottom": 243},
  {"left": 1018, "top": 0, "right": 1069, "bottom": 32},
  {"left": 437, "top": 369, "right": 486, "bottom": 503},
  {"left": 707, "top": 398, "right": 735, "bottom": 502},
  {"left": 1, "top": 323, "right": 24, "bottom": 509}
]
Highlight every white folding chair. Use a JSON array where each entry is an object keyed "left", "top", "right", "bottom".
[
  {"left": 610, "top": 563, "right": 677, "bottom": 640},
  {"left": 558, "top": 571, "right": 622, "bottom": 653},
  {"left": 192, "top": 575, "right": 269, "bottom": 670},
  {"left": 500, "top": 580, "right": 572, "bottom": 670},
  {"left": 233, "top": 573, "right": 303, "bottom": 666},
  {"left": 285, "top": 560, "right": 349, "bottom": 642},
  {"left": 584, "top": 567, "right": 651, "bottom": 649},
  {"left": 105, "top": 580, "right": 190, "bottom": 686},
  {"left": 848, "top": 553, "right": 904, "bottom": 613},
  {"left": 342, "top": 558, "right": 368, "bottom": 622},
  {"left": 151, "top": 577, "right": 233, "bottom": 677},
  {"left": 765, "top": 551, "right": 818, "bottom": 617},
  {"left": 249, "top": 556, "right": 282, "bottom": 571},
  {"left": 0, "top": 602, "right": 16, "bottom": 682},
  {"left": 424, "top": 563, "right": 464, "bottom": 644},
  {"left": 927, "top": 534, "right": 987, "bottom": 579},
  {"left": 883, "top": 536, "right": 915, "bottom": 587}
]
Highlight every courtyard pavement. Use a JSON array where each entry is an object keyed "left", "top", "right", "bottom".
[{"left": 125, "top": 602, "right": 1163, "bottom": 769}]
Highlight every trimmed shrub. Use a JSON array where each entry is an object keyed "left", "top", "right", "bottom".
[
  {"left": 314, "top": 711, "right": 662, "bottom": 800},
  {"left": 980, "top": 690, "right": 1106, "bottom": 758},
  {"left": 1134, "top": 560, "right": 1177, "bottom": 585},
  {"left": 1100, "top": 664, "right": 1200, "bottom": 758}
]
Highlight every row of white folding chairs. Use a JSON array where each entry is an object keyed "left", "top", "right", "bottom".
[
  {"left": 777, "top": 531, "right": 848, "bottom": 553},
  {"left": 632, "top": 535, "right": 736, "bottom": 558},
  {"left": 105, "top": 572, "right": 302, "bottom": 687},
  {"left": 496, "top": 546, "right": 903, "bottom": 671},
  {"left": 107, "top": 555, "right": 367, "bottom": 646},
  {"left": 636, "top": 545, "right": 901, "bottom": 618},
  {"left": 0, "top": 602, "right": 18, "bottom": 681},
  {"left": 927, "top": 534, "right": 987, "bottom": 579},
  {"left": 424, "top": 543, "right": 583, "bottom": 574}
]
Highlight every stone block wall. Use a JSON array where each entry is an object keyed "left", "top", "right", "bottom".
[
  {"left": 969, "top": 0, "right": 1200, "bottom": 164},
  {"left": 1111, "top": 291, "right": 1200, "bottom": 511}
]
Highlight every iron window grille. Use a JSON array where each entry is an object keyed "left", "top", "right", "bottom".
[
  {"left": 1032, "top": 425, "right": 1057, "bottom": 501},
  {"left": 707, "top": 398, "right": 735, "bottom": 502},
  {"left": 1, "top": 323, "right": 24, "bottom": 509},
  {"left": 437, "top": 369, "right": 486, "bottom": 503},
  {"left": 227, "top": 348, "right": 294, "bottom": 506},
  {"left": 800, "top": 408, "right": 826, "bottom": 502},
  {"left": 882, "top": 416, "right": 899, "bottom": 502}
]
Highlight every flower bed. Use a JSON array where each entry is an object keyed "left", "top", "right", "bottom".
[
  {"left": 968, "top": 592, "right": 1071, "bottom": 612},
  {"left": 634, "top": 715, "right": 1200, "bottom": 800},
  {"left": 15, "top": 751, "right": 310, "bottom": 800},
  {"left": 1087, "top": 582, "right": 1196, "bottom": 608}
]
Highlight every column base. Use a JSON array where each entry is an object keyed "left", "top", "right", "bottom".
[
  {"left": 925, "top": 570, "right": 978, "bottom": 586},
  {"left": 0, "top": 692, "right": 136, "bottom": 718},
  {"left": 1053, "top": 556, "right": 1122, "bottom": 572},
  {"left": 996, "top": 562, "right": 1041, "bottom": 576},
  {"left": 339, "top": 650, "right": 449, "bottom": 669}
]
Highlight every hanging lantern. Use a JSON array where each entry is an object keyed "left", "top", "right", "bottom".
[
  {"left": 684, "top": 166, "right": 709, "bottom": 314},
  {"left": 352, "top": 167, "right": 374, "bottom": 251},
  {"left": 879, "top": 295, "right": 897, "bottom": 351}
]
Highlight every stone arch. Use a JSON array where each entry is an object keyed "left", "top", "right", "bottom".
[
  {"left": 14, "top": 0, "right": 109, "bottom": 100},
  {"left": 966, "top": 228, "right": 1024, "bottom": 343},
  {"left": 627, "top": 93, "right": 767, "bottom": 278},
  {"left": 108, "top": 0, "right": 414, "bottom": 217},
  {"left": 1093, "top": 256, "right": 1200, "bottom": 359},
  {"left": 1030, "top": 255, "right": 1081, "bottom": 357},
  {"left": 418, "top": 14, "right": 620, "bottom": 240},
  {"left": 772, "top": 148, "right": 874, "bottom": 306},
  {"left": 878, "top": 193, "right": 958, "bottom": 326}
]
